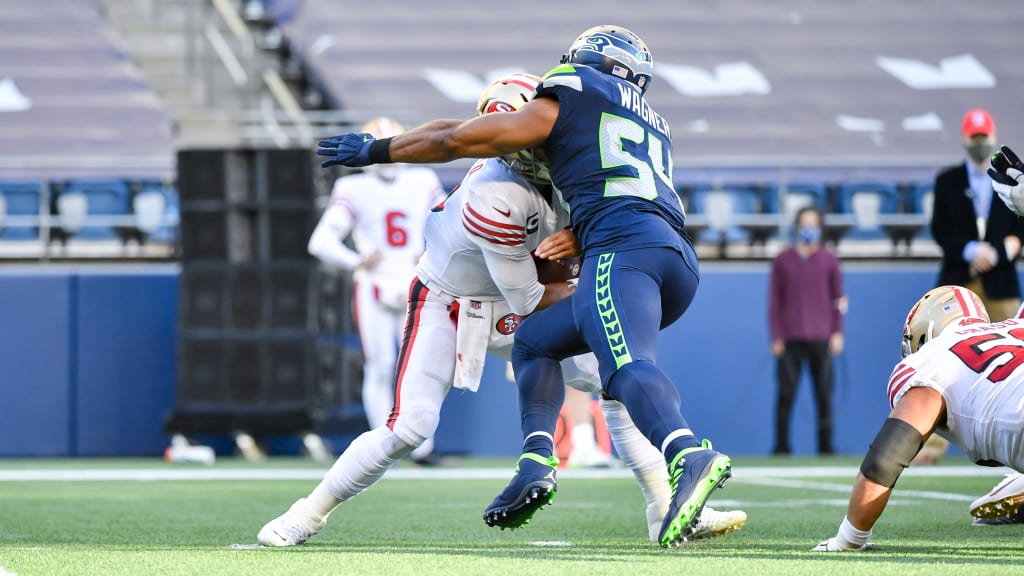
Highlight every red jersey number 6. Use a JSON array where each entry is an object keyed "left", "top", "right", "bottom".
[{"left": 385, "top": 211, "right": 408, "bottom": 247}]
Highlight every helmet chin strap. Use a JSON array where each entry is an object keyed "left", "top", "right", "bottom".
[{"left": 925, "top": 320, "right": 937, "bottom": 344}]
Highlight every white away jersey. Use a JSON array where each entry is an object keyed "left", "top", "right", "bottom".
[
  {"left": 416, "top": 158, "right": 569, "bottom": 306},
  {"left": 888, "top": 318, "right": 1024, "bottom": 470},
  {"left": 329, "top": 167, "right": 444, "bottom": 284}
]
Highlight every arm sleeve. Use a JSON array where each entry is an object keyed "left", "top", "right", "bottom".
[
  {"left": 768, "top": 255, "right": 784, "bottom": 342},
  {"left": 307, "top": 198, "right": 362, "bottom": 270},
  {"left": 481, "top": 248, "right": 545, "bottom": 316}
]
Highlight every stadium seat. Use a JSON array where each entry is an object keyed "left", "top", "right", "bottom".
[
  {"left": 133, "top": 183, "right": 178, "bottom": 244},
  {"left": 765, "top": 183, "right": 827, "bottom": 240},
  {"left": 59, "top": 179, "right": 131, "bottom": 240},
  {"left": 837, "top": 182, "right": 900, "bottom": 240},
  {"left": 0, "top": 180, "right": 43, "bottom": 240},
  {"left": 688, "top": 187, "right": 761, "bottom": 246}
]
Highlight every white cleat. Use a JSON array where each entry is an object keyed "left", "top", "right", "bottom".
[
  {"left": 969, "top": 473, "right": 1024, "bottom": 524},
  {"left": 647, "top": 505, "right": 746, "bottom": 542},
  {"left": 690, "top": 506, "right": 747, "bottom": 540},
  {"left": 257, "top": 498, "right": 326, "bottom": 547}
]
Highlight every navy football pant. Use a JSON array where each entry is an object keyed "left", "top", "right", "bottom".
[{"left": 513, "top": 244, "right": 701, "bottom": 460}]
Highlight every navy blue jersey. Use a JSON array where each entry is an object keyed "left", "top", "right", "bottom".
[{"left": 536, "top": 64, "right": 687, "bottom": 257}]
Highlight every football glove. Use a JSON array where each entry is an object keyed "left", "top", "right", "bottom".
[
  {"left": 317, "top": 132, "right": 377, "bottom": 168},
  {"left": 812, "top": 537, "right": 870, "bottom": 552},
  {"left": 988, "top": 145, "right": 1024, "bottom": 217}
]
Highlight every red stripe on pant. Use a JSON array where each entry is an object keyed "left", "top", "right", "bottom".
[{"left": 387, "top": 278, "right": 428, "bottom": 430}]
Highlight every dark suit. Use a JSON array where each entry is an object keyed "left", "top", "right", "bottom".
[{"left": 931, "top": 162, "right": 1024, "bottom": 301}]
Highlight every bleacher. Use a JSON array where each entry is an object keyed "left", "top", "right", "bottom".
[
  {"left": 0, "top": 0, "right": 177, "bottom": 258},
  {"left": 260, "top": 0, "right": 1023, "bottom": 259}
]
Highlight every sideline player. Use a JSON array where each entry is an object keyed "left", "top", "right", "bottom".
[
  {"left": 316, "top": 25, "right": 731, "bottom": 548},
  {"left": 814, "top": 285, "right": 1024, "bottom": 551},
  {"left": 307, "top": 117, "right": 445, "bottom": 464},
  {"left": 259, "top": 74, "right": 746, "bottom": 547}
]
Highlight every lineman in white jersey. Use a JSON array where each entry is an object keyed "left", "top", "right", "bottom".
[
  {"left": 258, "top": 74, "right": 745, "bottom": 547},
  {"left": 307, "top": 116, "right": 445, "bottom": 464},
  {"left": 815, "top": 285, "right": 1024, "bottom": 552}
]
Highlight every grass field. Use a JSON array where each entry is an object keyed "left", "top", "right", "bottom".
[{"left": 0, "top": 457, "right": 1022, "bottom": 576}]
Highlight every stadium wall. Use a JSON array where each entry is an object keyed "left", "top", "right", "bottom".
[{"left": 0, "top": 263, "right": 970, "bottom": 458}]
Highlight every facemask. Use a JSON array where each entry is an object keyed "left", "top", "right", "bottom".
[
  {"left": 966, "top": 142, "right": 995, "bottom": 164},
  {"left": 797, "top": 226, "right": 821, "bottom": 245}
]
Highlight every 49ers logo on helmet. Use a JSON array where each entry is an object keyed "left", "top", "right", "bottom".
[
  {"left": 496, "top": 313, "right": 521, "bottom": 335},
  {"left": 485, "top": 101, "right": 515, "bottom": 114}
]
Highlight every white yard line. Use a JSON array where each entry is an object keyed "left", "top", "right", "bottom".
[
  {"left": 0, "top": 565, "right": 19, "bottom": 576},
  {"left": 0, "top": 465, "right": 1010, "bottom": 482},
  {"left": 736, "top": 476, "right": 976, "bottom": 502}
]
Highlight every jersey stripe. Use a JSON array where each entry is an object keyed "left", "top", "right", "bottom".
[
  {"left": 461, "top": 204, "right": 526, "bottom": 246},
  {"left": 887, "top": 364, "right": 916, "bottom": 408}
]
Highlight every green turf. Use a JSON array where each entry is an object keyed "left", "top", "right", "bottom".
[{"left": 0, "top": 460, "right": 1022, "bottom": 576}]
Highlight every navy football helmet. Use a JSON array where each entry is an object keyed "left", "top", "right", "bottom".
[{"left": 561, "top": 25, "right": 653, "bottom": 93}]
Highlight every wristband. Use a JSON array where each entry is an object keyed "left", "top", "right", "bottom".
[{"left": 368, "top": 137, "right": 393, "bottom": 164}]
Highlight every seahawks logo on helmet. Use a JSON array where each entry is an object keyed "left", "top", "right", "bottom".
[{"left": 562, "top": 25, "right": 653, "bottom": 93}]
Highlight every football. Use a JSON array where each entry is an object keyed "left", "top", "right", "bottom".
[{"left": 535, "top": 255, "right": 582, "bottom": 283}]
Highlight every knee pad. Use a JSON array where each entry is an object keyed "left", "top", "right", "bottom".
[
  {"left": 604, "top": 360, "right": 661, "bottom": 400},
  {"left": 389, "top": 403, "right": 441, "bottom": 448}
]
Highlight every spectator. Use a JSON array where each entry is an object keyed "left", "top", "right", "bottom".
[
  {"left": 769, "top": 205, "right": 845, "bottom": 456},
  {"left": 919, "top": 109, "right": 1024, "bottom": 466},
  {"left": 932, "top": 108, "right": 1024, "bottom": 323}
]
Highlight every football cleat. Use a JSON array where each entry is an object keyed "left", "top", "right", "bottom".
[
  {"left": 658, "top": 440, "right": 732, "bottom": 548},
  {"left": 483, "top": 453, "right": 558, "bottom": 530},
  {"left": 257, "top": 498, "right": 326, "bottom": 547},
  {"left": 969, "top": 473, "right": 1024, "bottom": 524},
  {"left": 690, "top": 506, "right": 747, "bottom": 540}
]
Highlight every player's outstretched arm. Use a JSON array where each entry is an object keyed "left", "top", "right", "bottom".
[
  {"left": 813, "top": 387, "right": 944, "bottom": 551},
  {"left": 990, "top": 145, "right": 1024, "bottom": 216},
  {"left": 317, "top": 99, "right": 558, "bottom": 168}
]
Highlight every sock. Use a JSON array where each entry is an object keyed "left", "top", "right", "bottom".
[
  {"left": 321, "top": 426, "right": 416, "bottom": 504},
  {"left": 837, "top": 515, "right": 872, "bottom": 548},
  {"left": 600, "top": 398, "right": 671, "bottom": 540},
  {"left": 570, "top": 422, "right": 598, "bottom": 452},
  {"left": 605, "top": 360, "right": 700, "bottom": 465},
  {"left": 513, "top": 343, "right": 565, "bottom": 459}
]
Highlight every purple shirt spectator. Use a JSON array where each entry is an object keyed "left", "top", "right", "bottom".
[{"left": 769, "top": 247, "right": 844, "bottom": 343}]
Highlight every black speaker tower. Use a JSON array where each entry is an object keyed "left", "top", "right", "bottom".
[{"left": 167, "top": 149, "right": 363, "bottom": 442}]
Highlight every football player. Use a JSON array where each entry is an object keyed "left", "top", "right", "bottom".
[
  {"left": 814, "top": 285, "right": 1024, "bottom": 551},
  {"left": 307, "top": 117, "right": 446, "bottom": 464},
  {"left": 259, "top": 74, "right": 746, "bottom": 547},
  {"left": 317, "top": 25, "right": 730, "bottom": 548}
]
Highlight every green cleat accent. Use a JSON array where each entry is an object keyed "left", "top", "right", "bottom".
[
  {"left": 659, "top": 439, "right": 733, "bottom": 548},
  {"left": 484, "top": 453, "right": 559, "bottom": 530}
]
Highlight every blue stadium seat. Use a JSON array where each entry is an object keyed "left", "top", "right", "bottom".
[
  {"left": 0, "top": 181, "right": 43, "bottom": 240},
  {"left": 837, "top": 182, "right": 900, "bottom": 240},
  {"left": 60, "top": 179, "right": 131, "bottom": 240},
  {"left": 134, "top": 182, "right": 178, "bottom": 243},
  {"left": 689, "top": 186, "right": 761, "bottom": 244},
  {"left": 764, "top": 182, "right": 827, "bottom": 239}
]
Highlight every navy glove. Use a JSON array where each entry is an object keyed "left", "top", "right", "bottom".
[{"left": 317, "top": 132, "right": 377, "bottom": 168}]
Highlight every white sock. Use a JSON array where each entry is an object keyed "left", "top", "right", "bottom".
[
  {"left": 570, "top": 423, "right": 599, "bottom": 452},
  {"left": 320, "top": 426, "right": 416, "bottom": 506},
  {"left": 837, "top": 516, "right": 872, "bottom": 548},
  {"left": 600, "top": 399, "right": 671, "bottom": 540}
]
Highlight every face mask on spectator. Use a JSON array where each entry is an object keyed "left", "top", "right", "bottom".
[
  {"left": 798, "top": 226, "right": 821, "bottom": 245},
  {"left": 966, "top": 142, "right": 995, "bottom": 164}
]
